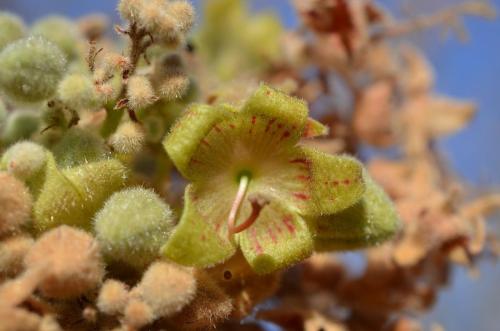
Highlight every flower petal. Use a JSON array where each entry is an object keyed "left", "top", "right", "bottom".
[
  {"left": 161, "top": 185, "right": 237, "bottom": 268},
  {"left": 237, "top": 197, "right": 313, "bottom": 274},
  {"left": 313, "top": 173, "right": 400, "bottom": 251},
  {"left": 300, "top": 147, "right": 365, "bottom": 216},
  {"left": 241, "top": 83, "right": 308, "bottom": 147},
  {"left": 163, "top": 103, "right": 237, "bottom": 179},
  {"left": 302, "top": 118, "right": 329, "bottom": 138}
]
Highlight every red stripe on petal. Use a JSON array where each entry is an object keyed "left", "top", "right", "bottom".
[
  {"left": 283, "top": 215, "right": 296, "bottom": 234},
  {"left": 268, "top": 227, "right": 277, "bottom": 244},
  {"left": 251, "top": 227, "right": 263, "bottom": 254},
  {"left": 293, "top": 192, "right": 310, "bottom": 200}
]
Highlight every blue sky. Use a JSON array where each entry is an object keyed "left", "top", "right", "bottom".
[{"left": 2, "top": 0, "right": 499, "bottom": 330}]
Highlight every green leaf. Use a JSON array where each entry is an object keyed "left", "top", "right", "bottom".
[
  {"left": 313, "top": 173, "right": 400, "bottom": 251},
  {"left": 162, "top": 185, "right": 237, "bottom": 267},
  {"left": 64, "top": 159, "right": 128, "bottom": 218},
  {"left": 33, "top": 154, "right": 88, "bottom": 232},
  {"left": 33, "top": 155, "right": 128, "bottom": 233},
  {"left": 300, "top": 147, "right": 365, "bottom": 216},
  {"left": 238, "top": 197, "right": 313, "bottom": 274}
]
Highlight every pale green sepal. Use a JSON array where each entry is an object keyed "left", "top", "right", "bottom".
[{"left": 313, "top": 173, "right": 400, "bottom": 251}]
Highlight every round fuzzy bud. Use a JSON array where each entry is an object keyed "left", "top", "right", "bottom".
[
  {"left": 117, "top": 0, "right": 145, "bottom": 23},
  {"left": 31, "top": 16, "right": 80, "bottom": 59},
  {"left": 0, "top": 37, "right": 67, "bottom": 103},
  {"left": 0, "top": 12, "right": 26, "bottom": 50},
  {"left": 127, "top": 75, "right": 157, "bottom": 110},
  {"left": 97, "top": 279, "right": 129, "bottom": 315},
  {"left": 1, "top": 141, "right": 47, "bottom": 181},
  {"left": 0, "top": 172, "right": 32, "bottom": 235},
  {"left": 123, "top": 299, "right": 155, "bottom": 329},
  {"left": 168, "top": 1, "right": 195, "bottom": 33},
  {"left": 132, "top": 262, "right": 196, "bottom": 318},
  {"left": 158, "top": 73, "right": 189, "bottom": 101},
  {"left": 24, "top": 225, "right": 105, "bottom": 299},
  {"left": 0, "top": 306, "right": 41, "bottom": 331},
  {"left": 0, "top": 235, "right": 34, "bottom": 277},
  {"left": 94, "top": 187, "right": 174, "bottom": 269},
  {"left": 108, "top": 121, "right": 145, "bottom": 155},
  {"left": 1, "top": 110, "right": 40, "bottom": 145},
  {"left": 57, "top": 73, "right": 102, "bottom": 110},
  {"left": 52, "top": 128, "right": 109, "bottom": 168}
]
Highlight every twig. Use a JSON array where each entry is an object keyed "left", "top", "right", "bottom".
[{"left": 377, "top": 1, "right": 496, "bottom": 38}]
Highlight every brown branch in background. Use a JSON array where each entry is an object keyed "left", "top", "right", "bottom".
[
  {"left": 113, "top": 22, "right": 154, "bottom": 122},
  {"left": 379, "top": 1, "right": 496, "bottom": 38},
  {"left": 86, "top": 39, "right": 103, "bottom": 73}
]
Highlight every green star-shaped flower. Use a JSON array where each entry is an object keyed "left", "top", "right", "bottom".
[{"left": 162, "top": 84, "right": 381, "bottom": 274}]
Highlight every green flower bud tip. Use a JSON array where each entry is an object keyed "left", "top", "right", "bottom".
[
  {"left": 57, "top": 73, "right": 102, "bottom": 110},
  {"left": 162, "top": 84, "right": 369, "bottom": 274},
  {"left": 52, "top": 128, "right": 109, "bottom": 168},
  {"left": 0, "top": 12, "right": 26, "bottom": 50},
  {"left": 313, "top": 172, "right": 401, "bottom": 252},
  {"left": 1, "top": 110, "right": 40, "bottom": 145},
  {"left": 0, "top": 172, "right": 32, "bottom": 236},
  {"left": 24, "top": 225, "right": 105, "bottom": 299},
  {"left": 33, "top": 154, "right": 128, "bottom": 232},
  {"left": 94, "top": 187, "right": 175, "bottom": 269},
  {"left": 31, "top": 16, "right": 80, "bottom": 59},
  {"left": 0, "top": 36, "right": 67, "bottom": 104},
  {"left": 1, "top": 141, "right": 47, "bottom": 181}
]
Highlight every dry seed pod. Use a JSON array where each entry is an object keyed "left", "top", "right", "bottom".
[
  {"left": 97, "top": 279, "right": 129, "bottom": 315},
  {"left": 132, "top": 261, "right": 196, "bottom": 318},
  {"left": 24, "top": 225, "right": 104, "bottom": 299},
  {"left": 0, "top": 172, "right": 32, "bottom": 235}
]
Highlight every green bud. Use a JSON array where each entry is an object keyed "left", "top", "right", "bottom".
[
  {"left": 94, "top": 187, "right": 175, "bottom": 269},
  {"left": 57, "top": 73, "right": 102, "bottom": 110},
  {"left": 0, "top": 36, "right": 67, "bottom": 103},
  {"left": 0, "top": 12, "right": 26, "bottom": 50},
  {"left": 52, "top": 128, "right": 109, "bottom": 168},
  {"left": 1, "top": 141, "right": 47, "bottom": 181},
  {"left": 31, "top": 16, "right": 80, "bottom": 59},
  {"left": 1, "top": 110, "right": 40, "bottom": 145}
]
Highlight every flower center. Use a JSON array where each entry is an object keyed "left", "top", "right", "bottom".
[
  {"left": 227, "top": 172, "right": 270, "bottom": 240},
  {"left": 227, "top": 174, "right": 250, "bottom": 239}
]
